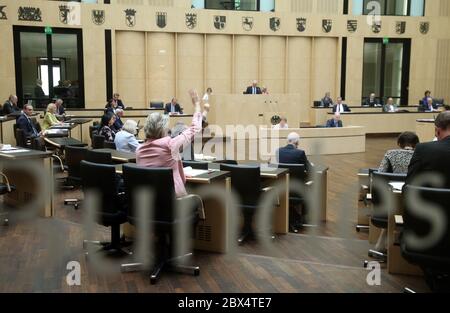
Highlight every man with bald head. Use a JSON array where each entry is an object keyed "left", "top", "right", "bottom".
[
  {"left": 245, "top": 80, "right": 262, "bottom": 95},
  {"left": 2, "top": 95, "right": 20, "bottom": 115}
]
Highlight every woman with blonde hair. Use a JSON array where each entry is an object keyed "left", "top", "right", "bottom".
[{"left": 42, "top": 102, "right": 62, "bottom": 130}]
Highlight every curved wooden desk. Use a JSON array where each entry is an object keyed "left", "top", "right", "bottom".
[
  {"left": 328, "top": 111, "right": 437, "bottom": 134},
  {"left": 415, "top": 118, "right": 435, "bottom": 142}
]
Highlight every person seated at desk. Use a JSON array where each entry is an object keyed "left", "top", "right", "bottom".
[
  {"left": 112, "top": 108, "right": 124, "bottom": 132},
  {"left": 42, "top": 103, "right": 62, "bottom": 130},
  {"left": 137, "top": 90, "right": 204, "bottom": 197},
  {"left": 276, "top": 132, "right": 312, "bottom": 232},
  {"left": 332, "top": 97, "right": 351, "bottom": 113},
  {"left": 244, "top": 80, "right": 262, "bottom": 95},
  {"left": 321, "top": 92, "right": 333, "bottom": 108},
  {"left": 326, "top": 112, "right": 343, "bottom": 128},
  {"left": 261, "top": 86, "right": 269, "bottom": 95},
  {"left": 421, "top": 90, "right": 432, "bottom": 107},
  {"left": 105, "top": 98, "right": 119, "bottom": 114},
  {"left": 379, "top": 131, "right": 419, "bottom": 174},
  {"left": 1, "top": 95, "right": 20, "bottom": 116},
  {"left": 114, "top": 119, "right": 140, "bottom": 153},
  {"left": 54, "top": 98, "right": 65, "bottom": 118},
  {"left": 363, "top": 93, "right": 382, "bottom": 107},
  {"left": 164, "top": 98, "right": 183, "bottom": 115},
  {"left": 423, "top": 97, "right": 439, "bottom": 112},
  {"left": 383, "top": 97, "right": 398, "bottom": 113},
  {"left": 273, "top": 117, "right": 288, "bottom": 129},
  {"left": 16, "top": 104, "right": 42, "bottom": 139},
  {"left": 112, "top": 93, "right": 126, "bottom": 110},
  {"left": 406, "top": 111, "right": 450, "bottom": 189},
  {"left": 99, "top": 112, "right": 117, "bottom": 142}
]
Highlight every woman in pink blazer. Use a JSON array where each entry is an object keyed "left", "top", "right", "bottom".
[{"left": 136, "top": 90, "right": 207, "bottom": 197}]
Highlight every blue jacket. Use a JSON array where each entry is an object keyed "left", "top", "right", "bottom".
[
  {"left": 276, "top": 144, "right": 310, "bottom": 170},
  {"left": 16, "top": 113, "right": 39, "bottom": 139}
]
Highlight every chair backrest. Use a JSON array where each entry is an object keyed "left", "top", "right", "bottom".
[
  {"left": 89, "top": 125, "right": 99, "bottom": 140},
  {"left": 403, "top": 185, "right": 450, "bottom": 262},
  {"left": 65, "top": 146, "right": 89, "bottom": 180},
  {"left": 182, "top": 160, "right": 209, "bottom": 170},
  {"left": 371, "top": 171, "right": 407, "bottom": 206},
  {"left": 80, "top": 160, "right": 122, "bottom": 216},
  {"left": 122, "top": 163, "right": 175, "bottom": 222},
  {"left": 272, "top": 163, "right": 307, "bottom": 182},
  {"left": 31, "top": 137, "right": 45, "bottom": 151},
  {"left": 220, "top": 164, "right": 261, "bottom": 206},
  {"left": 150, "top": 101, "right": 164, "bottom": 109},
  {"left": 13, "top": 123, "right": 18, "bottom": 139},
  {"left": 92, "top": 134, "right": 105, "bottom": 149},
  {"left": 15, "top": 128, "right": 27, "bottom": 148},
  {"left": 86, "top": 149, "right": 112, "bottom": 164},
  {"left": 213, "top": 159, "right": 238, "bottom": 165},
  {"left": 103, "top": 141, "right": 116, "bottom": 150}
]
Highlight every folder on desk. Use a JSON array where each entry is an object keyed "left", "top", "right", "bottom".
[{"left": 183, "top": 167, "right": 209, "bottom": 177}]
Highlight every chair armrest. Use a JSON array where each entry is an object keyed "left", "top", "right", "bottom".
[
  {"left": 261, "top": 187, "right": 280, "bottom": 206},
  {"left": 305, "top": 181, "right": 313, "bottom": 186},
  {"left": 177, "top": 194, "right": 205, "bottom": 220},
  {"left": 52, "top": 154, "right": 65, "bottom": 172},
  {"left": 0, "top": 172, "right": 12, "bottom": 192}
]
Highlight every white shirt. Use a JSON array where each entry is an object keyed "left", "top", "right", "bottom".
[
  {"left": 114, "top": 130, "right": 140, "bottom": 153},
  {"left": 388, "top": 105, "right": 396, "bottom": 112},
  {"left": 273, "top": 123, "right": 288, "bottom": 129},
  {"left": 336, "top": 104, "right": 344, "bottom": 113},
  {"left": 202, "top": 93, "right": 209, "bottom": 102}
]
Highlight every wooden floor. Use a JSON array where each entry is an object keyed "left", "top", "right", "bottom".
[{"left": 0, "top": 135, "right": 430, "bottom": 292}]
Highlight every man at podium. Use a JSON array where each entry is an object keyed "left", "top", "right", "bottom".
[{"left": 244, "top": 80, "right": 262, "bottom": 95}]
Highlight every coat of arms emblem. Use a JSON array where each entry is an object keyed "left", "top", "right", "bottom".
[
  {"left": 347, "top": 20, "right": 357, "bottom": 33},
  {"left": 186, "top": 13, "right": 197, "bottom": 29},
  {"left": 322, "top": 19, "right": 332, "bottom": 33},
  {"left": 156, "top": 12, "right": 167, "bottom": 28},
  {"left": 296, "top": 18, "right": 306, "bottom": 32},
  {"left": 125, "top": 9, "right": 136, "bottom": 27},
  {"left": 92, "top": 9, "right": 105, "bottom": 25},
  {"left": 270, "top": 17, "right": 280, "bottom": 31},
  {"left": 242, "top": 17, "right": 253, "bottom": 31},
  {"left": 419, "top": 21, "right": 429, "bottom": 34},
  {"left": 214, "top": 15, "right": 226, "bottom": 30},
  {"left": 396, "top": 21, "right": 406, "bottom": 34}
]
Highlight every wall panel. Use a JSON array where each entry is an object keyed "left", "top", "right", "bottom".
[
  {"left": 205, "top": 34, "right": 232, "bottom": 95},
  {"left": 234, "top": 35, "right": 259, "bottom": 93}
]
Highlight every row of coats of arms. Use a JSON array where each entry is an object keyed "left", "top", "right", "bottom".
[{"left": 0, "top": 6, "right": 430, "bottom": 35}]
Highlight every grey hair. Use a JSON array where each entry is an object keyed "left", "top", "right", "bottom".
[
  {"left": 115, "top": 108, "right": 124, "bottom": 115},
  {"left": 171, "top": 122, "right": 188, "bottom": 138},
  {"left": 287, "top": 132, "right": 300, "bottom": 145},
  {"left": 122, "top": 119, "right": 137, "bottom": 135},
  {"left": 144, "top": 112, "right": 169, "bottom": 139}
]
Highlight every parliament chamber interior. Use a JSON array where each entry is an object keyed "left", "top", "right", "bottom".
[{"left": 1, "top": 0, "right": 450, "bottom": 296}]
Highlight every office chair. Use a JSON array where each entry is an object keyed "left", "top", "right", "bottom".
[
  {"left": 86, "top": 149, "right": 112, "bottom": 164},
  {"left": 15, "top": 128, "right": 29, "bottom": 148},
  {"left": 364, "top": 171, "right": 407, "bottom": 267},
  {"left": 182, "top": 160, "right": 209, "bottom": 170},
  {"left": 150, "top": 101, "right": 164, "bottom": 109},
  {"left": 213, "top": 159, "right": 238, "bottom": 165},
  {"left": 92, "top": 134, "right": 105, "bottom": 149},
  {"left": 0, "top": 172, "right": 16, "bottom": 226},
  {"left": 30, "top": 137, "right": 65, "bottom": 179},
  {"left": 89, "top": 125, "right": 99, "bottom": 141},
  {"left": 103, "top": 141, "right": 116, "bottom": 150},
  {"left": 357, "top": 167, "right": 379, "bottom": 231},
  {"left": 120, "top": 164, "right": 200, "bottom": 284},
  {"left": 272, "top": 163, "right": 309, "bottom": 233},
  {"left": 80, "top": 160, "right": 130, "bottom": 257},
  {"left": 220, "top": 163, "right": 276, "bottom": 245},
  {"left": 401, "top": 185, "right": 450, "bottom": 292},
  {"left": 63, "top": 146, "right": 89, "bottom": 209}
]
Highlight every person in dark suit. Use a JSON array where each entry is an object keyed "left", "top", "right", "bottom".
[
  {"left": 332, "top": 97, "right": 351, "bottom": 113},
  {"left": 16, "top": 104, "right": 41, "bottom": 139},
  {"left": 113, "top": 93, "right": 126, "bottom": 109},
  {"left": 276, "top": 132, "right": 312, "bottom": 232},
  {"left": 326, "top": 113, "right": 343, "bottom": 127},
  {"left": 321, "top": 92, "right": 333, "bottom": 108},
  {"left": 164, "top": 98, "right": 183, "bottom": 114},
  {"left": 54, "top": 98, "right": 65, "bottom": 118},
  {"left": 244, "top": 80, "right": 262, "bottom": 95},
  {"left": 1, "top": 95, "right": 20, "bottom": 116},
  {"left": 363, "top": 93, "right": 382, "bottom": 107},
  {"left": 406, "top": 111, "right": 450, "bottom": 189},
  {"left": 421, "top": 97, "right": 439, "bottom": 112}
]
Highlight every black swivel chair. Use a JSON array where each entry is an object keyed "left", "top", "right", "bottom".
[
  {"left": 120, "top": 164, "right": 200, "bottom": 284},
  {"left": 80, "top": 160, "right": 130, "bottom": 256},
  {"left": 92, "top": 134, "right": 105, "bottom": 149},
  {"left": 0, "top": 172, "right": 16, "bottom": 226},
  {"left": 182, "top": 160, "right": 209, "bottom": 170},
  {"left": 213, "top": 159, "right": 238, "bottom": 165},
  {"left": 401, "top": 185, "right": 450, "bottom": 292},
  {"left": 220, "top": 164, "right": 275, "bottom": 245},
  {"left": 63, "top": 146, "right": 89, "bottom": 209},
  {"left": 364, "top": 171, "right": 407, "bottom": 266},
  {"left": 272, "top": 163, "right": 309, "bottom": 233},
  {"left": 86, "top": 150, "right": 112, "bottom": 164},
  {"left": 103, "top": 141, "right": 116, "bottom": 150},
  {"left": 15, "top": 128, "right": 29, "bottom": 148}
]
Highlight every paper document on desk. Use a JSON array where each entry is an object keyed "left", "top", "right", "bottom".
[
  {"left": 183, "top": 167, "right": 209, "bottom": 177},
  {"left": 0, "top": 149, "right": 30, "bottom": 153},
  {"left": 194, "top": 154, "right": 216, "bottom": 161},
  {"left": 389, "top": 182, "right": 405, "bottom": 191},
  {"left": 0, "top": 145, "right": 15, "bottom": 151}
]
